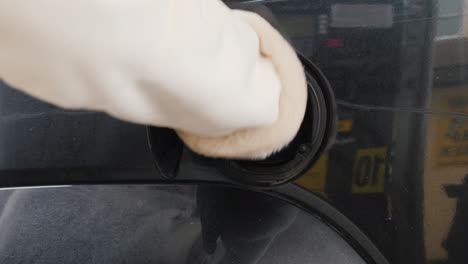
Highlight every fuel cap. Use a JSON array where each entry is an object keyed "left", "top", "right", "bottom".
[{"left": 147, "top": 54, "right": 336, "bottom": 187}]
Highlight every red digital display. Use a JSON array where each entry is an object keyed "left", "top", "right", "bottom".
[{"left": 326, "top": 38, "right": 344, "bottom": 47}]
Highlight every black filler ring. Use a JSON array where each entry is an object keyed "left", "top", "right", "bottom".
[{"left": 222, "top": 54, "right": 337, "bottom": 187}]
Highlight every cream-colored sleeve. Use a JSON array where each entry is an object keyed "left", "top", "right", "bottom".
[{"left": 0, "top": 0, "right": 306, "bottom": 159}]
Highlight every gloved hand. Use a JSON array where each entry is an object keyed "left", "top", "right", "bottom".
[{"left": 0, "top": 0, "right": 306, "bottom": 159}]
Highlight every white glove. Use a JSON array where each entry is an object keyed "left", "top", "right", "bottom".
[{"left": 0, "top": 0, "right": 306, "bottom": 159}]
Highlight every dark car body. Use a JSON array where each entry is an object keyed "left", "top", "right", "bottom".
[{"left": 0, "top": 0, "right": 467, "bottom": 263}]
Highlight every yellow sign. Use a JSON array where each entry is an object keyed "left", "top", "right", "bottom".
[
  {"left": 424, "top": 87, "right": 468, "bottom": 259},
  {"left": 433, "top": 93, "right": 468, "bottom": 167},
  {"left": 337, "top": 120, "right": 353, "bottom": 133},
  {"left": 351, "top": 147, "right": 387, "bottom": 193},
  {"left": 295, "top": 154, "right": 328, "bottom": 197}
]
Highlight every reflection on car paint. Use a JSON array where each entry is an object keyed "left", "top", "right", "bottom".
[
  {"left": 255, "top": 0, "right": 468, "bottom": 263},
  {"left": 0, "top": 0, "right": 466, "bottom": 263},
  {"left": 0, "top": 185, "right": 366, "bottom": 264}
]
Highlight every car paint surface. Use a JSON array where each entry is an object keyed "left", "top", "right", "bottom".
[{"left": 0, "top": 0, "right": 467, "bottom": 263}]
